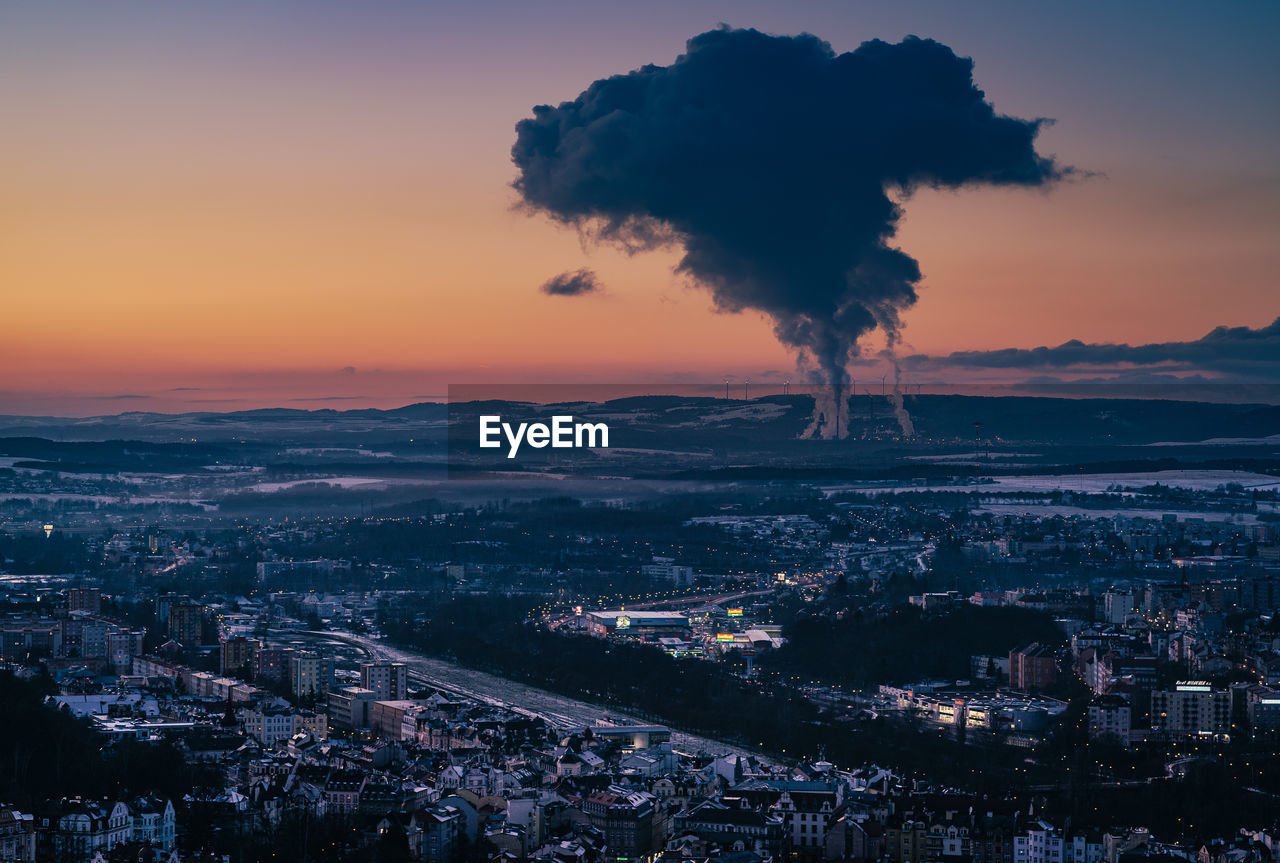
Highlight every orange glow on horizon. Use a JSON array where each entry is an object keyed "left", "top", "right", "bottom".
[{"left": 2, "top": 4, "right": 1276, "bottom": 415}]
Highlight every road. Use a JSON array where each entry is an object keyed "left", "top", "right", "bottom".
[
  {"left": 626, "top": 588, "right": 777, "bottom": 610},
  {"left": 285, "top": 628, "right": 769, "bottom": 763},
  {"left": 547, "top": 587, "right": 777, "bottom": 632}
]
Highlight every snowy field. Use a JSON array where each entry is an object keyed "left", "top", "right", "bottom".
[
  {"left": 669, "top": 403, "right": 791, "bottom": 425},
  {"left": 0, "top": 493, "right": 217, "bottom": 510},
  {"left": 907, "top": 452, "right": 1038, "bottom": 462},
  {"left": 284, "top": 448, "right": 397, "bottom": 458},
  {"left": 824, "top": 469, "right": 1280, "bottom": 497},
  {"left": 588, "top": 447, "right": 714, "bottom": 458},
  {"left": 982, "top": 470, "right": 1280, "bottom": 493},
  {"left": 249, "top": 477, "right": 386, "bottom": 492},
  {"left": 1148, "top": 434, "right": 1280, "bottom": 447},
  {"left": 973, "top": 503, "right": 1261, "bottom": 523}
]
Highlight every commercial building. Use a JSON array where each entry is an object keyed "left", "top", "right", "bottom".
[
  {"left": 1151, "top": 682, "right": 1231, "bottom": 737},
  {"left": 588, "top": 725, "right": 671, "bottom": 751},
  {"left": 877, "top": 685, "right": 1067, "bottom": 736},
  {"left": 583, "top": 611, "right": 690, "bottom": 639}
]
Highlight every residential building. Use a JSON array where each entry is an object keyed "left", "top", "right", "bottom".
[
  {"left": 1087, "top": 695, "right": 1132, "bottom": 747},
  {"left": 68, "top": 588, "right": 102, "bottom": 615},
  {"left": 129, "top": 796, "right": 176, "bottom": 850},
  {"left": 50, "top": 800, "right": 131, "bottom": 860},
  {"left": 220, "top": 636, "right": 259, "bottom": 677},
  {"left": 289, "top": 651, "right": 333, "bottom": 700},
  {"left": 0, "top": 806, "right": 35, "bottom": 862},
  {"left": 1009, "top": 644, "right": 1058, "bottom": 692},
  {"left": 360, "top": 661, "right": 408, "bottom": 701},
  {"left": 166, "top": 601, "right": 203, "bottom": 648},
  {"left": 329, "top": 686, "right": 378, "bottom": 731}
]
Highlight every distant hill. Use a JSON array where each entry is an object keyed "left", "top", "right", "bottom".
[{"left": 0, "top": 394, "right": 1275, "bottom": 448}]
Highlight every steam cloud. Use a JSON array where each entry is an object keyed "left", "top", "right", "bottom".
[
  {"left": 541, "top": 268, "right": 603, "bottom": 297},
  {"left": 513, "top": 26, "right": 1068, "bottom": 415},
  {"left": 887, "top": 362, "right": 916, "bottom": 439}
]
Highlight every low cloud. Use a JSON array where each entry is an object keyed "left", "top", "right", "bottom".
[
  {"left": 540, "top": 268, "right": 603, "bottom": 297},
  {"left": 287, "top": 396, "right": 364, "bottom": 402},
  {"left": 902, "top": 317, "right": 1280, "bottom": 376}
]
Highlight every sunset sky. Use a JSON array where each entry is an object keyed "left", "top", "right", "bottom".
[{"left": 2, "top": 1, "right": 1277, "bottom": 414}]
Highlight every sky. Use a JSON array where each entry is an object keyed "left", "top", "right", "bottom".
[{"left": 1, "top": 1, "right": 1277, "bottom": 414}]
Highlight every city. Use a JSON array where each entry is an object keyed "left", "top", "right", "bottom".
[{"left": 0, "top": 403, "right": 1278, "bottom": 860}]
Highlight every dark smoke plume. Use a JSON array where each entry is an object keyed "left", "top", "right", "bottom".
[
  {"left": 513, "top": 26, "right": 1068, "bottom": 390},
  {"left": 541, "top": 268, "right": 603, "bottom": 297}
]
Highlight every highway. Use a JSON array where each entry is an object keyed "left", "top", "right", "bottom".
[
  {"left": 625, "top": 588, "right": 777, "bottom": 610},
  {"left": 546, "top": 587, "right": 777, "bottom": 632},
  {"left": 284, "top": 628, "right": 769, "bottom": 762}
]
